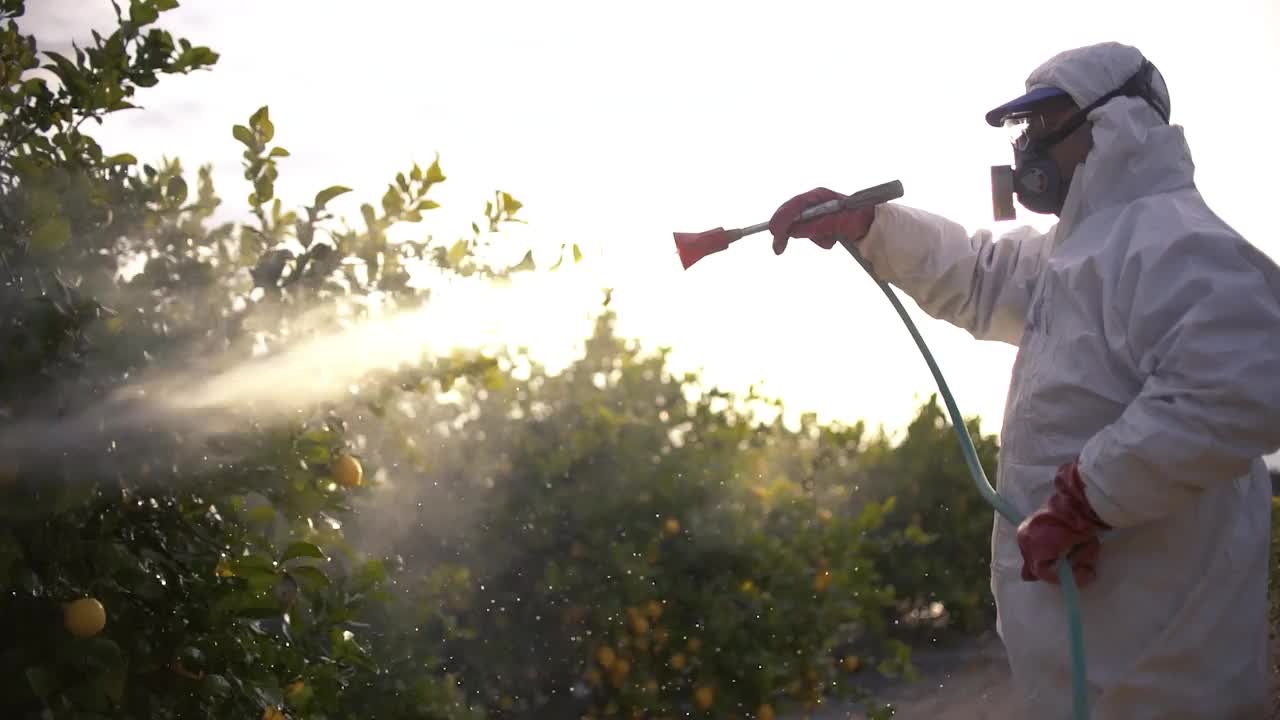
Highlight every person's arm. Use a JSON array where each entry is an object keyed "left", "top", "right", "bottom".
[
  {"left": 854, "top": 203, "right": 1053, "bottom": 346},
  {"left": 1077, "top": 231, "right": 1280, "bottom": 528}
]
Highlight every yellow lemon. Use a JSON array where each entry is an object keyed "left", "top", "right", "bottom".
[
  {"left": 608, "top": 658, "right": 631, "bottom": 688},
  {"left": 334, "top": 454, "right": 363, "bottom": 488},
  {"left": 653, "top": 627, "right": 670, "bottom": 646},
  {"left": 813, "top": 570, "right": 832, "bottom": 593},
  {"left": 645, "top": 600, "right": 663, "bottom": 620},
  {"left": 630, "top": 614, "right": 650, "bottom": 636},
  {"left": 693, "top": 686, "right": 714, "bottom": 711},
  {"left": 285, "top": 680, "right": 306, "bottom": 702},
  {"left": 64, "top": 597, "right": 106, "bottom": 638}
]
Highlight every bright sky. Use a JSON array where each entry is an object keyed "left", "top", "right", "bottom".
[{"left": 25, "top": 0, "right": 1280, "bottom": 441}]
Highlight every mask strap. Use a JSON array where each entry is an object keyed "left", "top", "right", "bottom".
[{"left": 1031, "top": 60, "right": 1169, "bottom": 149}]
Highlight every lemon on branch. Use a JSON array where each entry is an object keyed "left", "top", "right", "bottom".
[
  {"left": 64, "top": 597, "right": 106, "bottom": 638},
  {"left": 333, "top": 453, "right": 363, "bottom": 488}
]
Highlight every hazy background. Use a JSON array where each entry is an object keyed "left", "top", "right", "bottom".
[{"left": 25, "top": 0, "right": 1280, "bottom": 446}]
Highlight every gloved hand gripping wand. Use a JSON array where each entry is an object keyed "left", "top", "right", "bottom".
[
  {"left": 673, "top": 180, "right": 904, "bottom": 269},
  {"left": 672, "top": 179, "right": 1094, "bottom": 720}
]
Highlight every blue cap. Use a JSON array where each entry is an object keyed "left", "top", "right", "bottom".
[{"left": 984, "top": 86, "right": 1069, "bottom": 127}]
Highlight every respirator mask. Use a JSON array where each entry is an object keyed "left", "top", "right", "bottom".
[{"left": 991, "top": 59, "right": 1171, "bottom": 220}]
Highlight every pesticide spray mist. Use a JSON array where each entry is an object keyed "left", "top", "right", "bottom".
[{"left": 0, "top": 271, "right": 602, "bottom": 476}]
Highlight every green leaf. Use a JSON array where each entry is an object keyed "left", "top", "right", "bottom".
[
  {"left": 0, "top": 532, "right": 24, "bottom": 578},
  {"left": 25, "top": 666, "right": 56, "bottom": 700},
  {"left": 81, "top": 637, "right": 125, "bottom": 669},
  {"left": 501, "top": 191, "right": 523, "bottom": 214},
  {"left": 236, "top": 601, "right": 283, "bottom": 619},
  {"left": 233, "top": 553, "right": 277, "bottom": 574},
  {"left": 289, "top": 566, "right": 331, "bottom": 590},
  {"left": 98, "top": 661, "right": 127, "bottom": 704},
  {"left": 512, "top": 250, "right": 535, "bottom": 272},
  {"left": 166, "top": 175, "right": 187, "bottom": 204},
  {"left": 425, "top": 155, "right": 445, "bottom": 184},
  {"left": 200, "top": 674, "right": 232, "bottom": 699},
  {"left": 573, "top": 244, "right": 583, "bottom": 263},
  {"left": 129, "top": 0, "right": 159, "bottom": 24},
  {"left": 254, "top": 176, "right": 273, "bottom": 203},
  {"left": 154, "top": 0, "right": 180, "bottom": 11},
  {"left": 313, "top": 185, "right": 351, "bottom": 209},
  {"left": 357, "top": 558, "right": 387, "bottom": 587},
  {"left": 103, "top": 153, "right": 137, "bottom": 166},
  {"left": 381, "top": 186, "right": 403, "bottom": 216},
  {"left": 31, "top": 216, "right": 71, "bottom": 253},
  {"left": 281, "top": 542, "right": 327, "bottom": 562},
  {"left": 232, "top": 124, "right": 254, "bottom": 146},
  {"left": 249, "top": 106, "right": 273, "bottom": 142},
  {"left": 416, "top": 199, "right": 440, "bottom": 212},
  {"left": 446, "top": 239, "right": 468, "bottom": 267},
  {"left": 247, "top": 505, "right": 275, "bottom": 524},
  {"left": 269, "top": 146, "right": 290, "bottom": 157}
]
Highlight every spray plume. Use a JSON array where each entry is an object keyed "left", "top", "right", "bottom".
[{"left": 0, "top": 273, "right": 599, "bottom": 470}]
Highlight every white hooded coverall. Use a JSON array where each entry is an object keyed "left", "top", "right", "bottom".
[{"left": 854, "top": 43, "right": 1280, "bottom": 719}]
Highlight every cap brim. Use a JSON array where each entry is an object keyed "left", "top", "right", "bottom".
[{"left": 984, "top": 86, "right": 1069, "bottom": 127}]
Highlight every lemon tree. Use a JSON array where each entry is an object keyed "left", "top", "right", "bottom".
[
  {"left": 0, "top": 2, "right": 533, "bottom": 718},
  {"left": 344, "top": 312, "right": 932, "bottom": 719}
]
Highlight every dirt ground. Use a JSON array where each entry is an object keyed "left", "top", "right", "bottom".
[
  {"left": 799, "top": 632, "right": 1026, "bottom": 720},
  {"left": 789, "top": 628, "right": 1280, "bottom": 720}
]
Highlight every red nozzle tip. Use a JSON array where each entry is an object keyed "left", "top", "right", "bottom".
[{"left": 673, "top": 227, "right": 731, "bottom": 269}]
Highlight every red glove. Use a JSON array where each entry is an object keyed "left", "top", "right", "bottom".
[
  {"left": 1016, "top": 461, "right": 1112, "bottom": 587},
  {"left": 768, "top": 187, "right": 876, "bottom": 255}
]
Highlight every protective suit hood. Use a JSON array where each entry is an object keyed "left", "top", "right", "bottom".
[{"left": 1022, "top": 42, "right": 1193, "bottom": 237}]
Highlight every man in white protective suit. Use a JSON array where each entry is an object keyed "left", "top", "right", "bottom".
[{"left": 766, "top": 42, "right": 1280, "bottom": 719}]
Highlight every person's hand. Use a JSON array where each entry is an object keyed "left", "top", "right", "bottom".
[
  {"left": 768, "top": 187, "right": 876, "bottom": 255},
  {"left": 1016, "top": 461, "right": 1112, "bottom": 586}
]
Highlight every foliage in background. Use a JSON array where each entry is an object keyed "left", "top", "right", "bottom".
[
  {"left": 853, "top": 397, "right": 1001, "bottom": 639},
  {"left": 345, "top": 312, "right": 942, "bottom": 719}
]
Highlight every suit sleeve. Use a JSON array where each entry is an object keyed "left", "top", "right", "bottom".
[
  {"left": 1077, "top": 231, "right": 1280, "bottom": 528},
  {"left": 856, "top": 203, "right": 1054, "bottom": 346}
]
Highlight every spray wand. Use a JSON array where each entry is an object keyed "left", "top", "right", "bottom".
[
  {"left": 671, "top": 179, "right": 1093, "bottom": 720},
  {"left": 673, "top": 180, "right": 904, "bottom": 269}
]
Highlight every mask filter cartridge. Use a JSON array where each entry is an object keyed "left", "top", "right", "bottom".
[{"left": 991, "top": 165, "right": 1017, "bottom": 221}]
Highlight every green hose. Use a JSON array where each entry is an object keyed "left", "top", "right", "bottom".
[{"left": 842, "top": 244, "right": 1092, "bottom": 720}]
